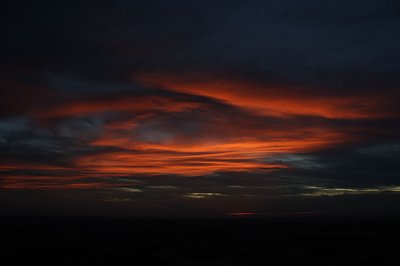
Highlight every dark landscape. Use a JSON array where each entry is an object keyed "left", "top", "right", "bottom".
[{"left": 1, "top": 216, "right": 399, "bottom": 265}]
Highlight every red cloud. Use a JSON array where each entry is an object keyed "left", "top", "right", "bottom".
[
  {"left": 135, "top": 72, "right": 398, "bottom": 119},
  {"left": 75, "top": 117, "right": 350, "bottom": 176},
  {"left": 2, "top": 71, "right": 394, "bottom": 188}
]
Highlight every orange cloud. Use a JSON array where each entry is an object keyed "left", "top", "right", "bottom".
[
  {"left": 74, "top": 122, "right": 348, "bottom": 176},
  {"left": 2, "top": 71, "right": 386, "bottom": 188},
  {"left": 135, "top": 73, "right": 397, "bottom": 119},
  {"left": 0, "top": 179, "right": 122, "bottom": 189},
  {"left": 0, "top": 121, "right": 354, "bottom": 188}
]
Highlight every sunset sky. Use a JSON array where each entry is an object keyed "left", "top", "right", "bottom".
[{"left": 1, "top": 0, "right": 400, "bottom": 217}]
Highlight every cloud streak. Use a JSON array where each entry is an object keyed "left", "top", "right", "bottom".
[{"left": 136, "top": 72, "right": 399, "bottom": 119}]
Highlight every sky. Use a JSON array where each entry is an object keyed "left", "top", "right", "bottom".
[{"left": 1, "top": 0, "right": 400, "bottom": 217}]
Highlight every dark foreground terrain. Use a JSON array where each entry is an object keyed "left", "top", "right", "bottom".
[{"left": 0, "top": 216, "right": 399, "bottom": 265}]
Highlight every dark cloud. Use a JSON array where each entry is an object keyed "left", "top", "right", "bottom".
[{"left": 289, "top": 140, "right": 400, "bottom": 188}]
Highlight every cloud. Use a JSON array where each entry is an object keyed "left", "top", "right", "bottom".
[
  {"left": 0, "top": 68, "right": 397, "bottom": 189},
  {"left": 33, "top": 94, "right": 206, "bottom": 119},
  {"left": 1, "top": 70, "right": 395, "bottom": 187},
  {"left": 299, "top": 185, "right": 400, "bottom": 197},
  {"left": 182, "top": 192, "right": 228, "bottom": 199},
  {"left": 135, "top": 72, "right": 399, "bottom": 119}
]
